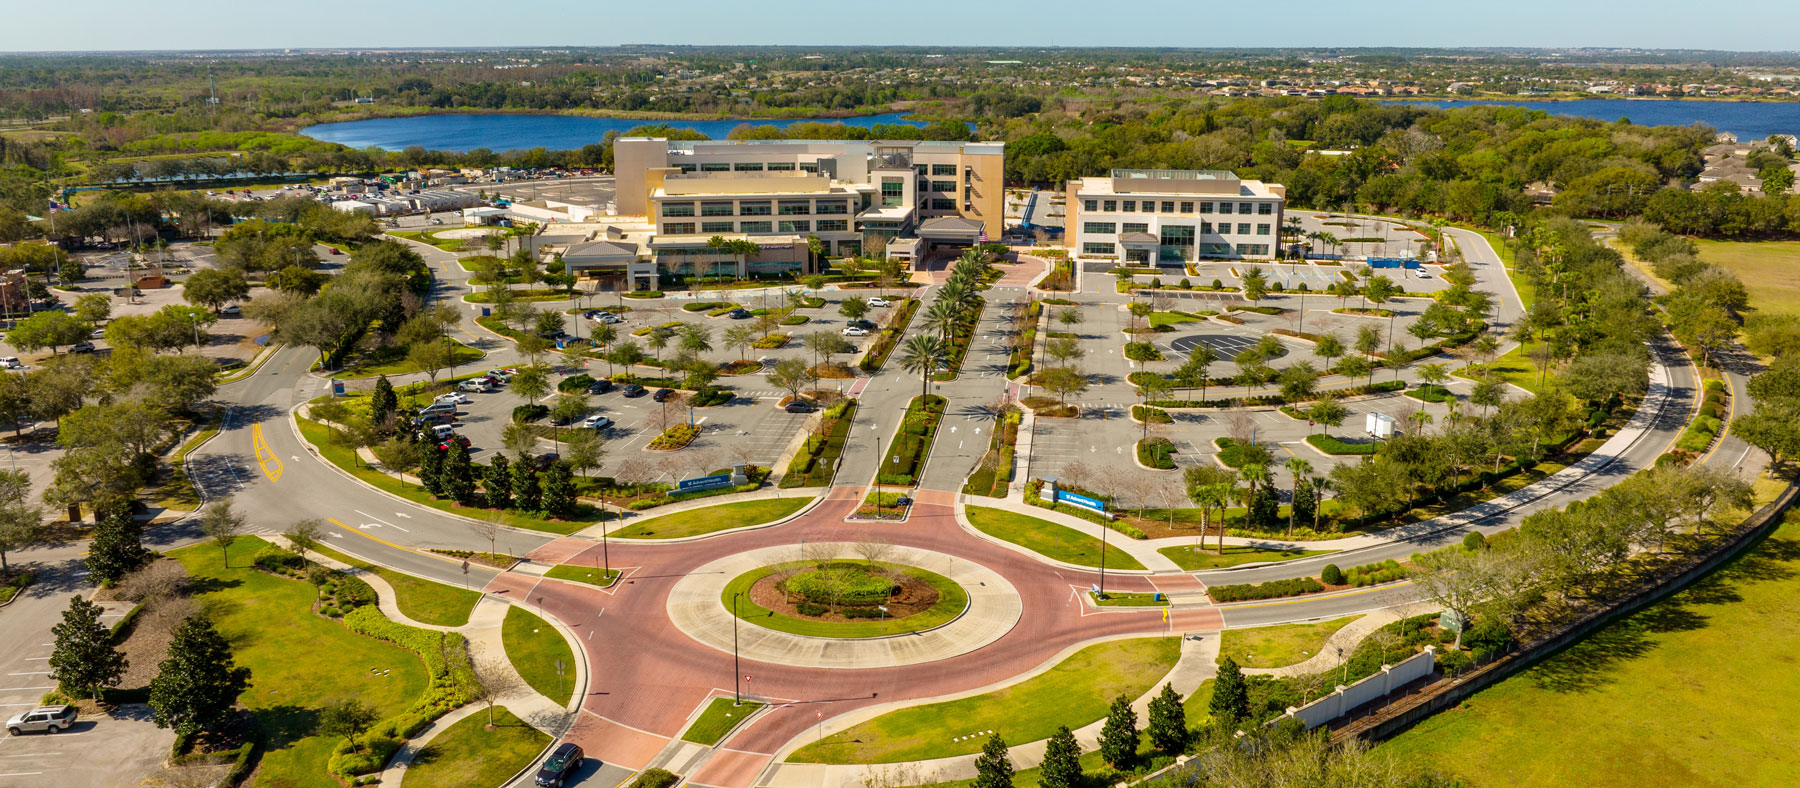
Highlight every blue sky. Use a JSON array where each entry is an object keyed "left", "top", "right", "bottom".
[{"left": 3, "top": 1, "right": 1797, "bottom": 52}]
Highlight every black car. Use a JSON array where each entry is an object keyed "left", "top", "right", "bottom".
[
  {"left": 535, "top": 742, "right": 584, "bottom": 787},
  {"left": 784, "top": 400, "right": 819, "bottom": 413},
  {"left": 586, "top": 379, "right": 614, "bottom": 395},
  {"left": 652, "top": 387, "right": 675, "bottom": 402},
  {"left": 622, "top": 383, "right": 648, "bottom": 398},
  {"left": 848, "top": 318, "right": 877, "bottom": 330},
  {"left": 529, "top": 453, "right": 560, "bottom": 471},
  {"left": 727, "top": 308, "right": 753, "bottom": 320}
]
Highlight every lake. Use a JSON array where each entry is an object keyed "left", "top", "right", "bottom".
[
  {"left": 301, "top": 112, "right": 937, "bottom": 153},
  {"left": 1385, "top": 98, "right": 1800, "bottom": 140}
]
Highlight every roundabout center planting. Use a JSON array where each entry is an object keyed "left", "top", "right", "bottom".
[{"left": 723, "top": 558, "right": 968, "bottom": 638}]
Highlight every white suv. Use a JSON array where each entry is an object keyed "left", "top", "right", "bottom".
[
  {"left": 867, "top": 297, "right": 892, "bottom": 308},
  {"left": 6, "top": 705, "right": 75, "bottom": 735}
]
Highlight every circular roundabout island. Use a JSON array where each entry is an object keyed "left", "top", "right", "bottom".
[
  {"left": 723, "top": 559, "right": 969, "bottom": 638},
  {"left": 667, "top": 543, "right": 1022, "bottom": 669}
]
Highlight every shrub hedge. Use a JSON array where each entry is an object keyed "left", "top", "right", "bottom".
[{"left": 1209, "top": 576, "right": 1324, "bottom": 603}]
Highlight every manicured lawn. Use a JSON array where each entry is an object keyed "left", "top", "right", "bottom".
[
  {"left": 1092, "top": 591, "right": 1167, "bottom": 607},
  {"left": 1381, "top": 511, "right": 1800, "bottom": 786},
  {"left": 297, "top": 417, "right": 596, "bottom": 535},
  {"left": 723, "top": 560, "right": 968, "bottom": 638},
  {"left": 612, "top": 497, "right": 809, "bottom": 539},
  {"left": 1219, "top": 615, "right": 1361, "bottom": 669},
  {"left": 340, "top": 341, "right": 484, "bottom": 379},
  {"left": 680, "top": 697, "right": 765, "bottom": 746},
  {"left": 401, "top": 706, "right": 549, "bottom": 788},
  {"left": 787, "top": 637, "right": 1180, "bottom": 764},
  {"left": 502, "top": 606, "right": 576, "bottom": 706},
  {"left": 1158, "top": 544, "right": 1334, "bottom": 570},
  {"left": 312, "top": 543, "right": 480, "bottom": 627},
  {"left": 173, "top": 538, "right": 428, "bottom": 788},
  {"left": 1694, "top": 239, "right": 1800, "bottom": 317},
  {"left": 543, "top": 564, "right": 620, "bottom": 588},
  {"left": 1475, "top": 338, "right": 1552, "bottom": 395},
  {"left": 1148, "top": 310, "right": 1202, "bottom": 328},
  {"left": 964, "top": 506, "right": 1147, "bottom": 571}
]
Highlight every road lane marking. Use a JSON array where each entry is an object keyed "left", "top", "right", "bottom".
[
  {"left": 325, "top": 518, "right": 466, "bottom": 567},
  {"left": 251, "top": 423, "right": 285, "bottom": 482}
]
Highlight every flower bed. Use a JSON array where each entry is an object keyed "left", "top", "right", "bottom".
[
  {"left": 751, "top": 333, "right": 791, "bottom": 349},
  {"left": 649, "top": 423, "right": 700, "bottom": 450},
  {"left": 1137, "top": 437, "right": 1177, "bottom": 469},
  {"left": 682, "top": 301, "right": 735, "bottom": 312},
  {"left": 1021, "top": 395, "right": 1078, "bottom": 418},
  {"left": 1305, "top": 433, "right": 1381, "bottom": 455},
  {"left": 1132, "top": 404, "right": 1172, "bottom": 424},
  {"left": 931, "top": 297, "right": 986, "bottom": 381}
]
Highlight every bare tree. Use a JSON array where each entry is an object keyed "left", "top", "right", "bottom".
[
  {"left": 471, "top": 651, "right": 526, "bottom": 726},
  {"left": 200, "top": 498, "right": 247, "bottom": 567},
  {"left": 466, "top": 513, "right": 504, "bottom": 561},
  {"left": 1364, "top": 629, "right": 1403, "bottom": 667},
  {"left": 852, "top": 540, "right": 896, "bottom": 581},
  {"left": 860, "top": 763, "right": 942, "bottom": 788}
]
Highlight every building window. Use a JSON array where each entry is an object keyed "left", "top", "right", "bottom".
[
  {"left": 1180, "top": 201, "right": 1194, "bottom": 213},
  {"left": 1235, "top": 243, "right": 1269, "bottom": 256},
  {"left": 677, "top": 164, "right": 697, "bottom": 173},
  {"left": 1257, "top": 203, "right": 1273, "bottom": 215},
  {"left": 662, "top": 202, "right": 695, "bottom": 217},
  {"left": 662, "top": 222, "right": 695, "bottom": 235},
  {"left": 881, "top": 178, "right": 905, "bottom": 207},
  {"left": 778, "top": 200, "right": 811, "bottom": 216},
  {"left": 1083, "top": 222, "right": 1117, "bottom": 234},
  {"left": 1082, "top": 242, "right": 1115, "bottom": 256},
  {"left": 799, "top": 162, "right": 819, "bottom": 173},
  {"left": 930, "top": 180, "right": 956, "bottom": 193},
  {"left": 816, "top": 202, "right": 849, "bottom": 215},
  {"left": 1122, "top": 200, "right": 1136, "bottom": 212},
  {"left": 733, "top": 162, "right": 763, "bottom": 172},
  {"left": 700, "top": 163, "right": 730, "bottom": 172},
  {"left": 1122, "top": 223, "right": 1149, "bottom": 233},
  {"left": 816, "top": 219, "right": 849, "bottom": 232},
  {"left": 1161, "top": 201, "right": 1175, "bottom": 212},
  {"left": 1256, "top": 223, "right": 1271, "bottom": 235},
  {"left": 740, "top": 221, "right": 772, "bottom": 233},
  {"left": 930, "top": 198, "right": 957, "bottom": 210},
  {"left": 932, "top": 164, "right": 957, "bottom": 176},
  {"left": 701, "top": 221, "right": 735, "bottom": 233},
  {"left": 1217, "top": 202, "right": 1233, "bottom": 215},
  {"left": 739, "top": 201, "right": 772, "bottom": 216},
  {"left": 701, "top": 202, "right": 734, "bottom": 217},
  {"left": 1160, "top": 224, "right": 1195, "bottom": 246},
  {"left": 767, "top": 162, "right": 795, "bottom": 171},
  {"left": 1201, "top": 222, "right": 1215, "bottom": 234},
  {"left": 1239, "top": 203, "right": 1253, "bottom": 214},
  {"left": 914, "top": 164, "right": 929, "bottom": 175},
  {"left": 1102, "top": 200, "right": 1117, "bottom": 211},
  {"left": 1237, "top": 223, "right": 1252, "bottom": 235},
  {"left": 779, "top": 220, "right": 810, "bottom": 233},
  {"left": 1199, "top": 202, "right": 1214, "bottom": 213},
  {"left": 1084, "top": 199, "right": 1098, "bottom": 211}
]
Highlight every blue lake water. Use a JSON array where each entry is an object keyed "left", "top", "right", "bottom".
[
  {"left": 1385, "top": 98, "right": 1800, "bottom": 140},
  {"left": 301, "top": 112, "right": 936, "bottom": 153}
]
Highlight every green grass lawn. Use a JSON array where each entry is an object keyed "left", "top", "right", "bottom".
[
  {"left": 173, "top": 537, "right": 429, "bottom": 788},
  {"left": 1475, "top": 338, "right": 1553, "bottom": 395},
  {"left": 339, "top": 341, "right": 484, "bottom": 380},
  {"left": 1694, "top": 238, "right": 1800, "bottom": 317},
  {"left": 680, "top": 697, "right": 765, "bottom": 746},
  {"left": 1219, "top": 616, "right": 1361, "bottom": 669},
  {"left": 1380, "top": 511, "right": 1800, "bottom": 786},
  {"left": 964, "top": 506, "right": 1147, "bottom": 570},
  {"left": 400, "top": 706, "right": 549, "bottom": 788},
  {"left": 1157, "top": 544, "right": 1334, "bottom": 570},
  {"left": 152, "top": 415, "right": 223, "bottom": 511},
  {"left": 612, "top": 497, "right": 809, "bottom": 539},
  {"left": 543, "top": 564, "right": 620, "bottom": 588},
  {"left": 297, "top": 417, "right": 596, "bottom": 535},
  {"left": 311, "top": 543, "right": 480, "bottom": 627},
  {"left": 788, "top": 637, "right": 1179, "bottom": 764},
  {"left": 723, "top": 561, "right": 968, "bottom": 638},
  {"left": 1148, "top": 310, "right": 1202, "bottom": 328},
  {"left": 1093, "top": 591, "right": 1167, "bottom": 607},
  {"left": 501, "top": 606, "right": 576, "bottom": 707}
]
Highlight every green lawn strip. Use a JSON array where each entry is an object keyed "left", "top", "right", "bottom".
[
  {"left": 1219, "top": 616, "right": 1362, "bottom": 669},
  {"left": 152, "top": 415, "right": 223, "bottom": 510},
  {"left": 310, "top": 543, "right": 480, "bottom": 627},
  {"left": 1380, "top": 511, "right": 1800, "bottom": 787},
  {"left": 172, "top": 537, "right": 429, "bottom": 788},
  {"left": 1148, "top": 310, "right": 1202, "bottom": 328},
  {"left": 1157, "top": 544, "right": 1334, "bottom": 570},
  {"left": 787, "top": 637, "right": 1180, "bottom": 764},
  {"left": 501, "top": 606, "right": 576, "bottom": 707},
  {"left": 964, "top": 506, "right": 1147, "bottom": 571},
  {"left": 542, "top": 564, "right": 620, "bottom": 588},
  {"left": 612, "top": 497, "right": 809, "bottom": 539},
  {"left": 465, "top": 288, "right": 577, "bottom": 304},
  {"left": 339, "top": 342, "right": 485, "bottom": 379},
  {"left": 296, "top": 417, "right": 593, "bottom": 535},
  {"left": 1092, "top": 591, "right": 1167, "bottom": 607},
  {"left": 400, "top": 706, "right": 550, "bottom": 788},
  {"left": 723, "top": 561, "right": 968, "bottom": 638},
  {"left": 680, "top": 697, "right": 765, "bottom": 746}
]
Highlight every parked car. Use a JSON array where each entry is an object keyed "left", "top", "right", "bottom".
[
  {"left": 431, "top": 424, "right": 456, "bottom": 441},
  {"left": 436, "top": 435, "right": 471, "bottom": 451},
  {"left": 581, "top": 414, "right": 614, "bottom": 431},
  {"left": 868, "top": 297, "right": 892, "bottom": 307},
  {"left": 840, "top": 326, "right": 870, "bottom": 337},
  {"left": 460, "top": 378, "right": 498, "bottom": 393},
  {"left": 0, "top": 357, "right": 21, "bottom": 370},
  {"left": 6, "top": 705, "right": 76, "bottom": 736},
  {"left": 69, "top": 341, "right": 95, "bottom": 354},
  {"left": 535, "top": 742, "right": 585, "bottom": 787},
  {"left": 485, "top": 369, "right": 517, "bottom": 383},
  {"left": 727, "top": 308, "right": 752, "bottom": 320},
  {"left": 91, "top": 328, "right": 108, "bottom": 338},
  {"left": 220, "top": 304, "right": 242, "bottom": 316},
  {"left": 586, "top": 379, "right": 613, "bottom": 395},
  {"left": 528, "top": 453, "right": 560, "bottom": 471},
  {"left": 328, "top": 247, "right": 343, "bottom": 255},
  {"left": 434, "top": 392, "right": 469, "bottom": 405},
  {"left": 622, "top": 383, "right": 647, "bottom": 398},
  {"left": 847, "top": 318, "right": 877, "bottom": 330},
  {"left": 784, "top": 400, "right": 819, "bottom": 413},
  {"left": 597, "top": 312, "right": 625, "bottom": 324},
  {"left": 412, "top": 413, "right": 455, "bottom": 428},
  {"left": 652, "top": 387, "right": 675, "bottom": 402}
]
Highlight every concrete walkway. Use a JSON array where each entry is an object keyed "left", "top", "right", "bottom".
[
  {"left": 1240, "top": 602, "right": 1437, "bottom": 679},
  {"left": 279, "top": 535, "right": 458, "bottom": 632},
  {"left": 962, "top": 490, "right": 1182, "bottom": 572}
]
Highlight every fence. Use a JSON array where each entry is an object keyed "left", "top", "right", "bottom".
[{"left": 1277, "top": 647, "right": 1436, "bottom": 730}]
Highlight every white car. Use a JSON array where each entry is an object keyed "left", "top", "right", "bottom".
[
  {"left": 867, "top": 297, "right": 892, "bottom": 308},
  {"left": 595, "top": 312, "right": 624, "bottom": 324},
  {"left": 841, "top": 326, "right": 870, "bottom": 337},
  {"left": 581, "top": 413, "right": 614, "bottom": 430},
  {"left": 459, "top": 378, "right": 497, "bottom": 393},
  {"left": 435, "top": 392, "right": 470, "bottom": 405},
  {"left": 221, "top": 305, "right": 242, "bottom": 316},
  {"left": 484, "top": 369, "right": 516, "bottom": 383},
  {"left": 6, "top": 705, "right": 75, "bottom": 735}
]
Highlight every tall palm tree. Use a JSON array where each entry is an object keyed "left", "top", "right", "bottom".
[
  {"left": 1241, "top": 462, "right": 1271, "bottom": 532},
  {"left": 1310, "top": 476, "right": 1331, "bottom": 532},
  {"left": 898, "top": 334, "right": 948, "bottom": 404},
  {"left": 1284, "top": 457, "right": 1313, "bottom": 537},
  {"left": 924, "top": 298, "right": 962, "bottom": 341}
]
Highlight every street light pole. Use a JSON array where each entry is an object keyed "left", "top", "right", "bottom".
[
  {"left": 732, "top": 591, "right": 743, "bottom": 704},
  {"left": 1099, "top": 520, "right": 1108, "bottom": 597}
]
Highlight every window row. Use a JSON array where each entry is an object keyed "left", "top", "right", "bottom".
[
  {"left": 664, "top": 219, "right": 848, "bottom": 235},
  {"left": 1082, "top": 222, "right": 1272, "bottom": 236},
  {"left": 1082, "top": 199, "right": 1277, "bottom": 215},
  {"left": 664, "top": 200, "right": 852, "bottom": 218}
]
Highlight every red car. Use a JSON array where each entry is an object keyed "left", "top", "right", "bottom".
[{"left": 436, "top": 435, "right": 472, "bottom": 451}]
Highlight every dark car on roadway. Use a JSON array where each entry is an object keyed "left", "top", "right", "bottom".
[
  {"left": 587, "top": 379, "right": 613, "bottom": 395},
  {"left": 535, "top": 742, "right": 584, "bottom": 787},
  {"left": 652, "top": 387, "right": 676, "bottom": 402},
  {"left": 727, "top": 308, "right": 753, "bottom": 319},
  {"left": 622, "top": 383, "right": 647, "bottom": 398},
  {"left": 784, "top": 400, "right": 819, "bottom": 413}
]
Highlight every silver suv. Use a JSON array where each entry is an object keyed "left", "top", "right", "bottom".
[{"left": 6, "top": 705, "right": 76, "bottom": 735}]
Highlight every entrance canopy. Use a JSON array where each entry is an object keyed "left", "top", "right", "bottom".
[{"left": 917, "top": 216, "right": 985, "bottom": 244}]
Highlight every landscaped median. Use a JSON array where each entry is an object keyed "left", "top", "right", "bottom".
[
  {"left": 502, "top": 606, "right": 576, "bottom": 706},
  {"left": 681, "top": 697, "right": 765, "bottom": 746},
  {"left": 543, "top": 564, "right": 621, "bottom": 588},
  {"left": 611, "top": 497, "right": 811, "bottom": 539},
  {"left": 780, "top": 400, "right": 857, "bottom": 488},
  {"left": 878, "top": 394, "right": 946, "bottom": 487},
  {"left": 1157, "top": 544, "right": 1334, "bottom": 571},
  {"left": 964, "top": 506, "right": 1146, "bottom": 570},
  {"left": 722, "top": 559, "right": 968, "bottom": 638},
  {"left": 314, "top": 543, "right": 481, "bottom": 627}
]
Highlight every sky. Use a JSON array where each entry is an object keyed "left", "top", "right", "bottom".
[{"left": 3, "top": 0, "right": 1799, "bottom": 53}]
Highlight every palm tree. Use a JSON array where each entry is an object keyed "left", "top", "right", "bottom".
[
  {"left": 1240, "top": 462, "right": 1271, "bottom": 532},
  {"left": 1310, "top": 476, "right": 1331, "bottom": 532},
  {"left": 1189, "top": 481, "right": 1230, "bottom": 554},
  {"left": 899, "top": 334, "right": 948, "bottom": 404},
  {"left": 723, "top": 326, "right": 756, "bottom": 361},
  {"left": 1284, "top": 457, "right": 1312, "bottom": 538},
  {"left": 924, "top": 298, "right": 962, "bottom": 341}
]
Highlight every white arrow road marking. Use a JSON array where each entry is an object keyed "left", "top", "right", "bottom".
[
  {"left": 394, "top": 512, "right": 411, "bottom": 519},
  {"left": 355, "top": 510, "right": 409, "bottom": 532}
]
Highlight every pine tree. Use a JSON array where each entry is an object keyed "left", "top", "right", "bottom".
[
  {"left": 1097, "top": 694, "right": 1139, "bottom": 769},
  {"left": 541, "top": 461, "right": 576, "bottom": 516},
  {"left": 419, "top": 444, "right": 446, "bottom": 497},
  {"left": 1038, "top": 725, "right": 1082, "bottom": 788},
  {"left": 1210, "top": 657, "right": 1250, "bottom": 727},
  {"left": 1146, "top": 682, "right": 1189, "bottom": 755},
  {"left": 973, "top": 732, "right": 1014, "bottom": 788},
  {"left": 85, "top": 515, "right": 151, "bottom": 586},
  {"left": 49, "top": 596, "right": 128, "bottom": 700},
  {"left": 511, "top": 461, "right": 542, "bottom": 511},
  {"left": 443, "top": 441, "right": 477, "bottom": 502},
  {"left": 149, "top": 615, "right": 250, "bottom": 736},
  {"left": 370, "top": 375, "right": 397, "bottom": 431},
  {"left": 483, "top": 454, "right": 512, "bottom": 509}
]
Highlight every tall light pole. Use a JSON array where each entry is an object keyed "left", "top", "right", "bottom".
[
  {"left": 871, "top": 423, "right": 881, "bottom": 512},
  {"left": 1098, "top": 519, "right": 1108, "bottom": 597},
  {"left": 732, "top": 591, "right": 743, "bottom": 704}
]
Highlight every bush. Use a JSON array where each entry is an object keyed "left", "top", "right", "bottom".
[
  {"left": 1209, "top": 576, "right": 1324, "bottom": 603},
  {"left": 334, "top": 575, "right": 378, "bottom": 610},
  {"left": 512, "top": 404, "right": 549, "bottom": 423},
  {"left": 1463, "top": 531, "right": 1487, "bottom": 551},
  {"left": 795, "top": 602, "right": 827, "bottom": 617},
  {"left": 1179, "top": 278, "right": 1192, "bottom": 288},
  {"left": 1137, "top": 437, "right": 1176, "bottom": 469},
  {"left": 1321, "top": 563, "right": 1343, "bottom": 585},
  {"left": 1211, "top": 278, "right": 1223, "bottom": 289},
  {"left": 252, "top": 545, "right": 303, "bottom": 572},
  {"left": 1437, "top": 648, "right": 1473, "bottom": 676},
  {"left": 1406, "top": 384, "right": 1454, "bottom": 403},
  {"left": 631, "top": 769, "right": 681, "bottom": 788},
  {"left": 1464, "top": 618, "right": 1512, "bottom": 654},
  {"left": 1305, "top": 434, "right": 1380, "bottom": 455},
  {"left": 558, "top": 374, "right": 595, "bottom": 392}
]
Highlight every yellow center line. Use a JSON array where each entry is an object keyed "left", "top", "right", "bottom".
[
  {"left": 325, "top": 518, "right": 471, "bottom": 567},
  {"left": 251, "top": 423, "right": 284, "bottom": 482}
]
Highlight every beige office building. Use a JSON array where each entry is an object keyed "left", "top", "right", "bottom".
[{"left": 1065, "top": 169, "right": 1286, "bottom": 263}]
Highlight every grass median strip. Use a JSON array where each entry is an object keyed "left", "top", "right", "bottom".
[
  {"left": 1219, "top": 615, "right": 1361, "bottom": 669},
  {"left": 502, "top": 606, "right": 576, "bottom": 706},
  {"left": 680, "top": 697, "right": 765, "bottom": 746},
  {"left": 543, "top": 564, "right": 621, "bottom": 588},
  {"left": 787, "top": 637, "right": 1179, "bottom": 763},
  {"left": 612, "top": 497, "right": 810, "bottom": 539},
  {"left": 400, "top": 706, "right": 549, "bottom": 788},
  {"left": 312, "top": 543, "right": 480, "bottom": 627},
  {"left": 964, "top": 506, "right": 1146, "bottom": 570},
  {"left": 1157, "top": 544, "right": 1334, "bottom": 571}
]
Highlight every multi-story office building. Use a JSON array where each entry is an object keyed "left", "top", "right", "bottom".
[
  {"left": 612, "top": 138, "right": 1004, "bottom": 281},
  {"left": 1064, "top": 169, "right": 1286, "bottom": 263}
]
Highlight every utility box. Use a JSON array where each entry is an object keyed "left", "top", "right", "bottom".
[{"left": 1366, "top": 412, "right": 1397, "bottom": 439}]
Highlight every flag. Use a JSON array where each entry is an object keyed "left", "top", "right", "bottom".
[{"left": 977, "top": 229, "right": 988, "bottom": 244}]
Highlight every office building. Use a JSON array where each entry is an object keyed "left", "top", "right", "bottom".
[{"left": 1065, "top": 169, "right": 1286, "bottom": 263}]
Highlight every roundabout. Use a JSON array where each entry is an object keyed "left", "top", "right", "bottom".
[{"left": 725, "top": 558, "right": 966, "bottom": 638}]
